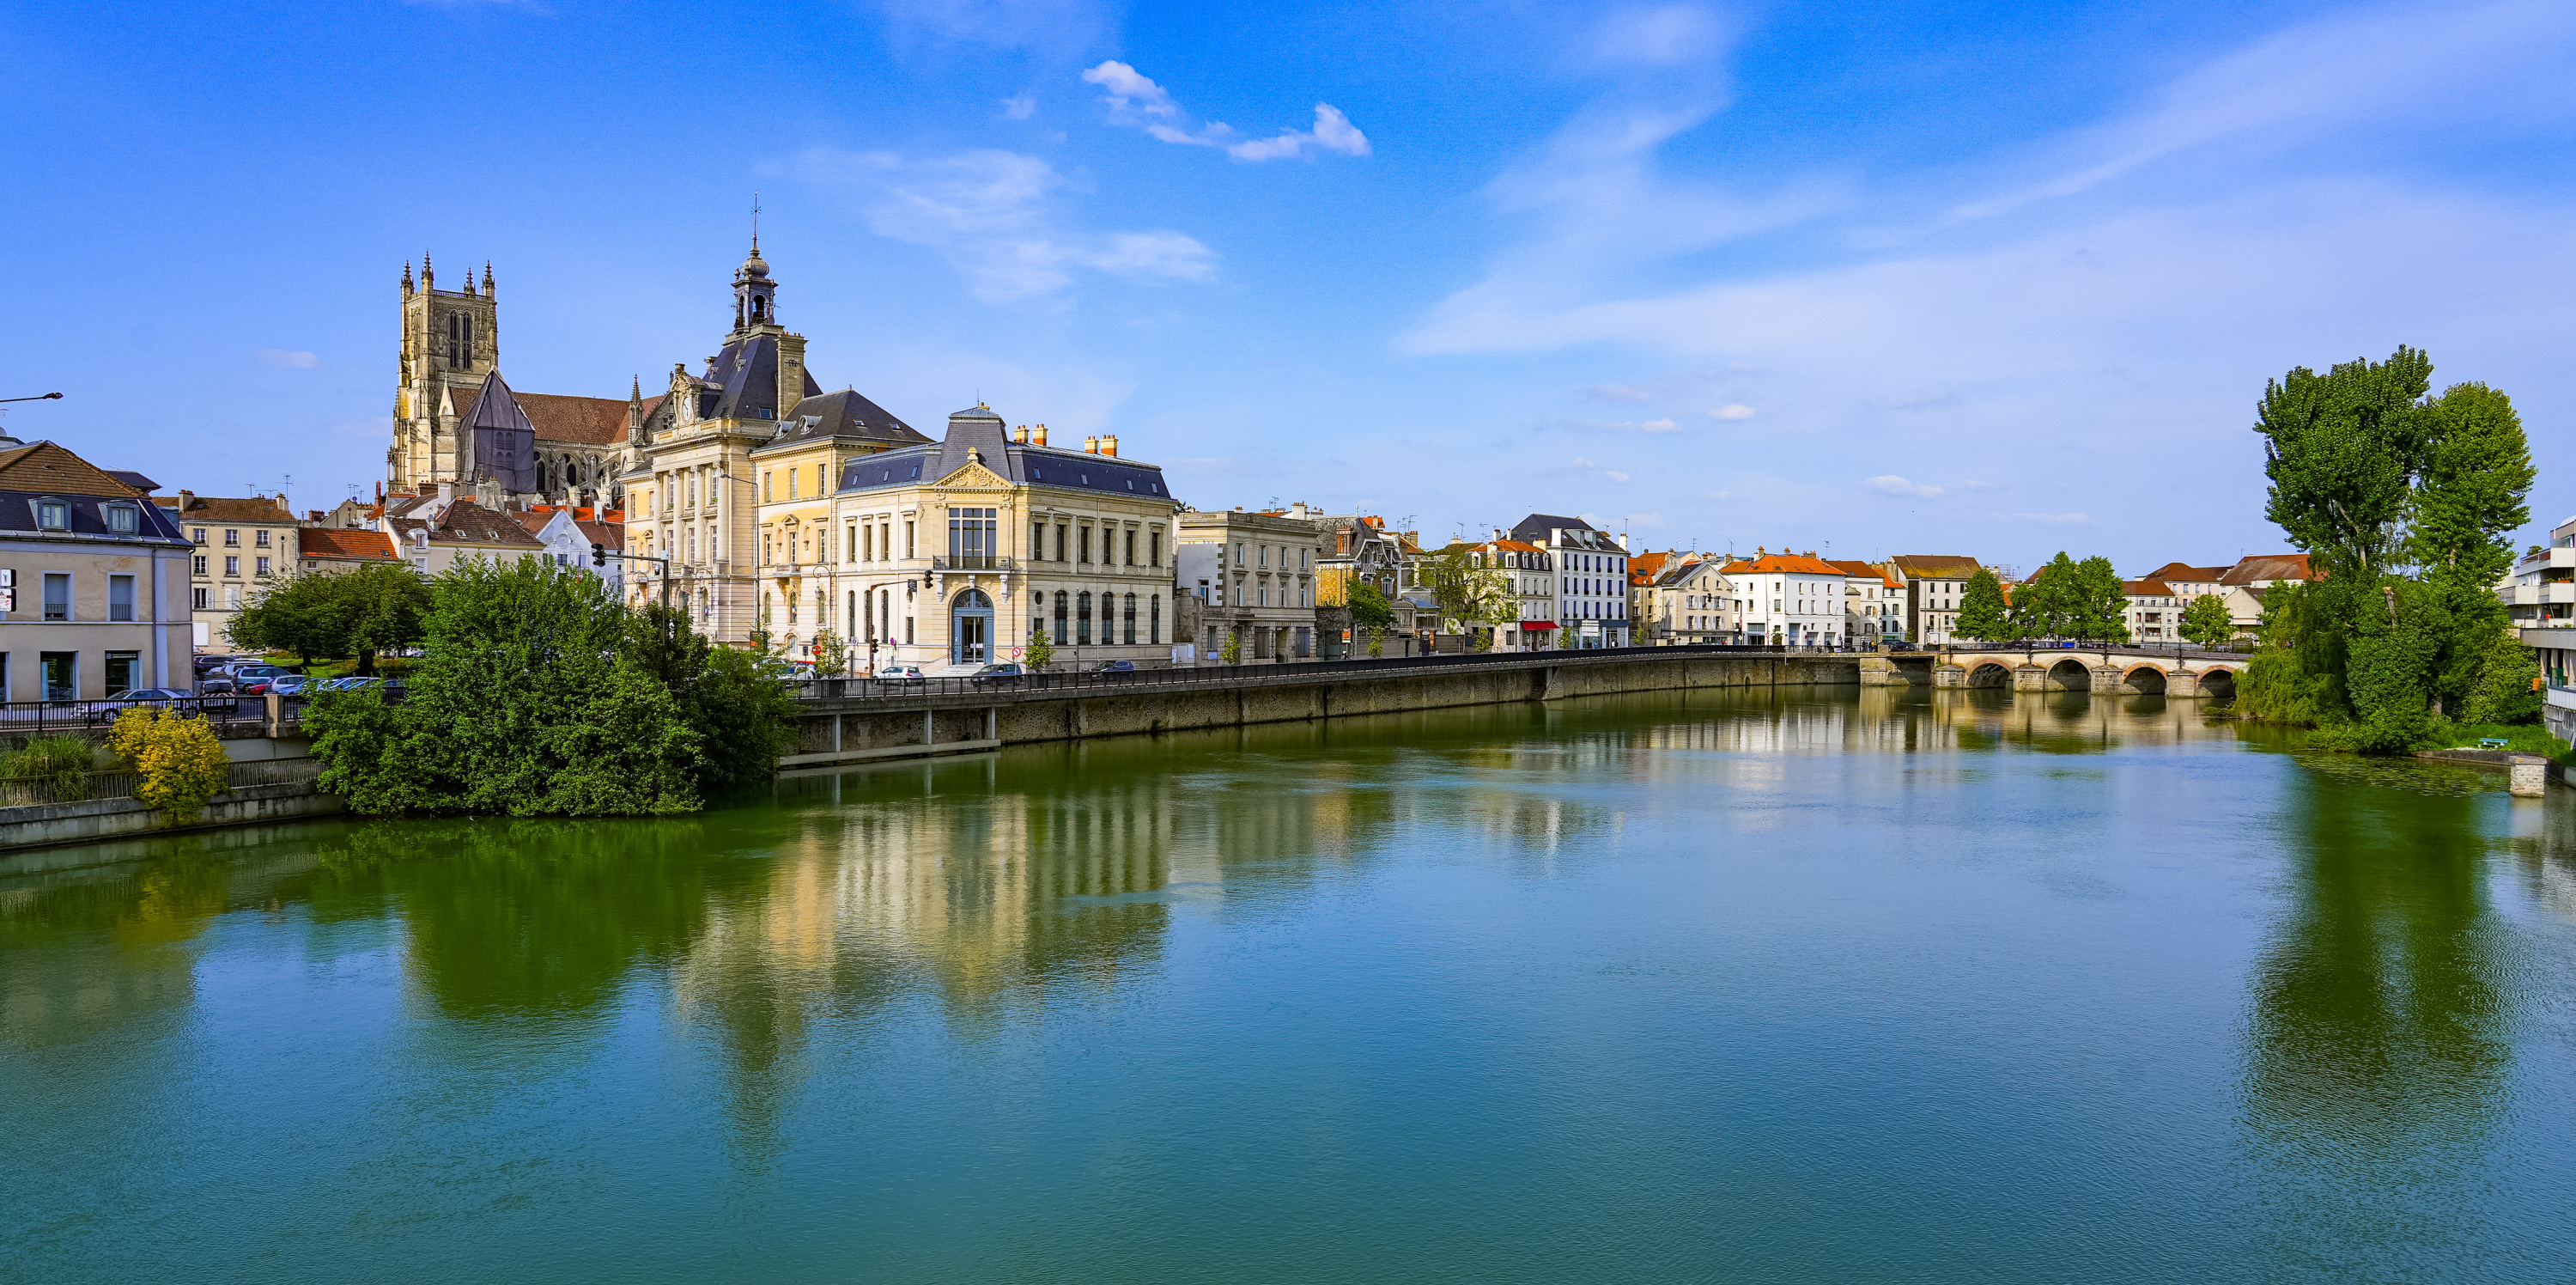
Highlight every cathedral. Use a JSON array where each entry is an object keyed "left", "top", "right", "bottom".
[
  {"left": 388, "top": 241, "right": 933, "bottom": 643},
  {"left": 388, "top": 257, "right": 645, "bottom": 509}
]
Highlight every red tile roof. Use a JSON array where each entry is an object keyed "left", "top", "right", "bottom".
[
  {"left": 1722, "top": 552, "right": 1846, "bottom": 576},
  {"left": 514, "top": 392, "right": 659, "bottom": 447},
  {"left": 298, "top": 527, "right": 398, "bottom": 561},
  {"left": 1888, "top": 554, "right": 1982, "bottom": 579},
  {"left": 2221, "top": 553, "right": 2316, "bottom": 586}
]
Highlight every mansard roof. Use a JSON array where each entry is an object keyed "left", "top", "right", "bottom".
[
  {"left": 750, "top": 387, "right": 928, "bottom": 455},
  {"left": 697, "top": 332, "right": 822, "bottom": 423},
  {"left": 837, "top": 408, "right": 1171, "bottom": 502}
]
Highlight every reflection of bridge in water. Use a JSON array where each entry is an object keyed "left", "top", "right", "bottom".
[{"left": 1862, "top": 647, "right": 2243, "bottom": 697}]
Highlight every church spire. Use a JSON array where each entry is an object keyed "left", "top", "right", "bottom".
[
  {"left": 483, "top": 261, "right": 495, "bottom": 297},
  {"left": 421, "top": 253, "right": 434, "bottom": 291},
  {"left": 402, "top": 260, "right": 414, "bottom": 295}
]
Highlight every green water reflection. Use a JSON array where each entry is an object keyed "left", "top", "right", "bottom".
[{"left": 3, "top": 687, "right": 2573, "bottom": 1282}]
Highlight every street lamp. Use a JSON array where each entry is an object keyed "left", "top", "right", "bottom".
[{"left": 0, "top": 393, "right": 65, "bottom": 404}]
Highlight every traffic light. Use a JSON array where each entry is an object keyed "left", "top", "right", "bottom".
[{"left": 590, "top": 542, "right": 606, "bottom": 568}]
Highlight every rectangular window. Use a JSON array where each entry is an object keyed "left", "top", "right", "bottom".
[
  {"left": 104, "top": 651, "right": 137, "bottom": 697},
  {"left": 224, "top": 529, "right": 239, "bottom": 545},
  {"left": 254, "top": 529, "right": 270, "bottom": 547},
  {"left": 1078, "top": 527, "right": 1092, "bottom": 564},
  {"left": 904, "top": 521, "right": 914, "bottom": 558},
  {"left": 225, "top": 585, "right": 242, "bottom": 609},
  {"left": 788, "top": 471, "right": 799, "bottom": 499},
  {"left": 947, "top": 508, "right": 997, "bottom": 567},
  {"left": 1150, "top": 594, "right": 1161, "bottom": 644},
  {"left": 192, "top": 587, "right": 209, "bottom": 610},
  {"left": 44, "top": 573, "right": 70, "bottom": 620},
  {"left": 1031, "top": 521, "right": 1045, "bottom": 561},
  {"left": 1123, "top": 594, "right": 1137, "bottom": 644},
  {"left": 1055, "top": 524, "right": 1067, "bottom": 561},
  {"left": 224, "top": 556, "right": 239, "bottom": 577},
  {"left": 1124, "top": 530, "right": 1136, "bottom": 566},
  {"left": 108, "top": 575, "right": 134, "bottom": 622},
  {"left": 1150, "top": 532, "right": 1162, "bottom": 567},
  {"left": 904, "top": 615, "right": 914, "bottom": 644},
  {"left": 1260, "top": 545, "right": 1269, "bottom": 567},
  {"left": 762, "top": 472, "right": 773, "bottom": 501},
  {"left": 255, "top": 557, "right": 270, "bottom": 576},
  {"left": 192, "top": 527, "right": 207, "bottom": 545},
  {"left": 40, "top": 652, "right": 75, "bottom": 702},
  {"left": 192, "top": 556, "right": 207, "bottom": 576}
]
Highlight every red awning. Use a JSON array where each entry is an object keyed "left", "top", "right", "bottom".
[{"left": 1521, "top": 621, "right": 1559, "bottom": 630}]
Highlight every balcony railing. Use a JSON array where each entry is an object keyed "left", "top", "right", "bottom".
[{"left": 932, "top": 556, "right": 1018, "bottom": 572}]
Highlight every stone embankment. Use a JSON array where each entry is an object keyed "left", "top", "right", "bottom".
[{"left": 782, "top": 650, "right": 1860, "bottom": 769}]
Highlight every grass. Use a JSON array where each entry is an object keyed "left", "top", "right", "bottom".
[
  {"left": 0, "top": 734, "right": 103, "bottom": 799},
  {"left": 2423, "top": 722, "right": 2576, "bottom": 766}
]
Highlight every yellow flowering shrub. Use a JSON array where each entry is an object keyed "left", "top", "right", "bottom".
[{"left": 109, "top": 708, "right": 233, "bottom": 821}]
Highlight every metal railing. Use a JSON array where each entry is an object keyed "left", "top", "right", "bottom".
[
  {"left": 789, "top": 641, "right": 1842, "bottom": 703},
  {"left": 0, "top": 757, "right": 319, "bottom": 808},
  {"left": 931, "top": 555, "right": 1016, "bottom": 572}
]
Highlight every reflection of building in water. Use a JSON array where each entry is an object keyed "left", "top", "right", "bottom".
[{"left": 2500, "top": 789, "right": 2576, "bottom": 925}]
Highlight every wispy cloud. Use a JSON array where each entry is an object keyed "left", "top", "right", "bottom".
[
  {"left": 999, "top": 94, "right": 1036, "bottom": 120},
  {"left": 257, "top": 349, "right": 319, "bottom": 368},
  {"left": 1080, "top": 61, "right": 1370, "bottom": 162},
  {"left": 1583, "top": 383, "right": 1657, "bottom": 402},
  {"left": 1991, "top": 511, "right": 2091, "bottom": 524},
  {"left": 1577, "top": 417, "right": 1684, "bottom": 434},
  {"left": 1710, "top": 403, "right": 1754, "bottom": 420},
  {"left": 795, "top": 147, "right": 1215, "bottom": 301},
  {"left": 1866, "top": 475, "right": 1942, "bottom": 498}
]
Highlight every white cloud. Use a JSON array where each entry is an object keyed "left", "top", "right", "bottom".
[
  {"left": 1626, "top": 511, "right": 1668, "bottom": 528},
  {"left": 1866, "top": 475, "right": 1943, "bottom": 498},
  {"left": 1606, "top": 471, "right": 1631, "bottom": 483},
  {"left": 1991, "top": 511, "right": 2091, "bottom": 524},
  {"left": 1580, "top": 417, "right": 1684, "bottom": 433},
  {"left": 257, "top": 350, "right": 319, "bottom": 368},
  {"left": 1583, "top": 383, "right": 1657, "bottom": 402},
  {"left": 1587, "top": 4, "right": 1730, "bottom": 68},
  {"left": 1710, "top": 403, "right": 1754, "bottom": 419},
  {"left": 1000, "top": 94, "right": 1036, "bottom": 120},
  {"left": 794, "top": 147, "right": 1215, "bottom": 301},
  {"left": 1081, "top": 62, "right": 1370, "bottom": 162}
]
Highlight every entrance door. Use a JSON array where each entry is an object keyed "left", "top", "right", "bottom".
[{"left": 951, "top": 588, "right": 993, "bottom": 664}]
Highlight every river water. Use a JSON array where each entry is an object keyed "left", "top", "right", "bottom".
[{"left": 5, "top": 688, "right": 2574, "bottom": 1283}]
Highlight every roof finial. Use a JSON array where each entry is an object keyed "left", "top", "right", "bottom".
[
  {"left": 483, "top": 261, "right": 494, "bottom": 294},
  {"left": 750, "top": 191, "right": 761, "bottom": 256}
]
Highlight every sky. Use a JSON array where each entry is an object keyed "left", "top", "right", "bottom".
[{"left": 3, "top": 0, "right": 2572, "bottom": 572}]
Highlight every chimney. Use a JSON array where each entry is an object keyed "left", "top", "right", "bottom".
[
  {"left": 775, "top": 331, "right": 808, "bottom": 420},
  {"left": 177, "top": 489, "right": 195, "bottom": 513},
  {"left": 1616, "top": 533, "right": 1630, "bottom": 551},
  {"left": 435, "top": 481, "right": 455, "bottom": 504},
  {"left": 1014, "top": 424, "right": 1030, "bottom": 444},
  {"left": 1084, "top": 435, "right": 1100, "bottom": 454},
  {"left": 1033, "top": 423, "right": 1048, "bottom": 446},
  {"left": 1099, "top": 435, "right": 1118, "bottom": 457}
]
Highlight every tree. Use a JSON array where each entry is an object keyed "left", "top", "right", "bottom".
[
  {"left": 2008, "top": 553, "right": 2081, "bottom": 640},
  {"left": 109, "top": 707, "right": 231, "bottom": 821},
  {"left": 1348, "top": 579, "right": 1395, "bottom": 631},
  {"left": 2245, "top": 350, "right": 2538, "bottom": 740},
  {"left": 2178, "top": 594, "right": 2233, "bottom": 648},
  {"left": 1025, "top": 625, "right": 1054, "bottom": 672},
  {"left": 1954, "top": 569, "right": 2012, "bottom": 642},
  {"left": 307, "top": 558, "right": 704, "bottom": 816},
  {"left": 1220, "top": 629, "right": 1241, "bottom": 664},
  {"left": 2069, "top": 556, "right": 2130, "bottom": 644},
  {"left": 810, "top": 629, "right": 849, "bottom": 678},
  {"left": 620, "top": 602, "right": 798, "bottom": 794},
  {"left": 1419, "top": 546, "right": 1516, "bottom": 641},
  {"left": 227, "top": 563, "right": 428, "bottom": 673},
  {"left": 338, "top": 562, "right": 431, "bottom": 674}
]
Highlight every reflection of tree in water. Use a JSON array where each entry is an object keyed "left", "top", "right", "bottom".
[
  {"left": 301, "top": 818, "right": 744, "bottom": 1020},
  {"left": 2239, "top": 769, "right": 2510, "bottom": 1269},
  {"left": 0, "top": 846, "right": 241, "bottom": 1048}
]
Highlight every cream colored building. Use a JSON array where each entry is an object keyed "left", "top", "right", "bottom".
[
  {"left": 155, "top": 490, "right": 298, "bottom": 650},
  {"left": 0, "top": 440, "right": 195, "bottom": 697},
  {"left": 828, "top": 409, "right": 1179, "bottom": 671},
  {"left": 747, "top": 389, "right": 935, "bottom": 661},
  {"left": 1176, "top": 508, "right": 1328, "bottom": 661}
]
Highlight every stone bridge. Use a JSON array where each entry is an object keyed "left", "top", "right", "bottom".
[{"left": 1861, "top": 647, "right": 2244, "bottom": 697}]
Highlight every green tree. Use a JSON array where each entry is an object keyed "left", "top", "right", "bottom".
[
  {"left": 307, "top": 558, "right": 704, "bottom": 816},
  {"left": 1025, "top": 625, "right": 1054, "bottom": 671},
  {"left": 339, "top": 562, "right": 431, "bottom": 674},
  {"left": 2009, "top": 553, "right": 2081, "bottom": 640},
  {"left": 620, "top": 602, "right": 799, "bottom": 794},
  {"left": 1220, "top": 629, "right": 1241, "bottom": 664},
  {"left": 228, "top": 563, "right": 428, "bottom": 673},
  {"left": 1420, "top": 545, "right": 1516, "bottom": 641},
  {"left": 810, "top": 629, "right": 850, "bottom": 678},
  {"left": 2068, "top": 556, "right": 2130, "bottom": 643},
  {"left": 2178, "top": 593, "right": 2233, "bottom": 648},
  {"left": 1954, "top": 568, "right": 2012, "bottom": 642},
  {"left": 1347, "top": 579, "right": 1395, "bottom": 630}
]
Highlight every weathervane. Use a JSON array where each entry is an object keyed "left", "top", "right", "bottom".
[{"left": 751, "top": 192, "right": 761, "bottom": 253}]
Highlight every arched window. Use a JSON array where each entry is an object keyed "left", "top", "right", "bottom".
[
  {"left": 1123, "top": 593, "right": 1137, "bottom": 645},
  {"left": 1076, "top": 591, "right": 1093, "bottom": 645},
  {"left": 1149, "top": 594, "right": 1161, "bottom": 645}
]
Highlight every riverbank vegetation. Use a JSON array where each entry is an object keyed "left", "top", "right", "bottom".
[
  {"left": 229, "top": 563, "right": 430, "bottom": 675},
  {"left": 2236, "top": 346, "right": 2541, "bottom": 752},
  {"left": 306, "top": 560, "right": 798, "bottom": 817}
]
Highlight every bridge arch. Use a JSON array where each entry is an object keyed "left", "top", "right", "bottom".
[
  {"left": 2047, "top": 657, "right": 2093, "bottom": 690},
  {"left": 2196, "top": 666, "right": 2238, "bottom": 698},
  {"left": 1967, "top": 661, "right": 2014, "bottom": 688},
  {"left": 2123, "top": 664, "right": 2167, "bottom": 694}
]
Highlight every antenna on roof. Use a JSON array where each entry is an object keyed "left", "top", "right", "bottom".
[{"left": 750, "top": 192, "right": 761, "bottom": 254}]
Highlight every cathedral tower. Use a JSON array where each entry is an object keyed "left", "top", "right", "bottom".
[{"left": 390, "top": 257, "right": 500, "bottom": 490}]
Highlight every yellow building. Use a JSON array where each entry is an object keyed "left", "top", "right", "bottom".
[
  {"left": 620, "top": 245, "right": 930, "bottom": 644},
  {"left": 824, "top": 410, "right": 1179, "bottom": 671},
  {"left": 750, "top": 390, "right": 934, "bottom": 656}
]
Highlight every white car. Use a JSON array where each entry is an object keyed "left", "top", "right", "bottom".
[{"left": 874, "top": 664, "right": 927, "bottom": 683}]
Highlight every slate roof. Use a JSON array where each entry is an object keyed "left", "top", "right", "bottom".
[
  {"left": 106, "top": 470, "right": 159, "bottom": 494},
  {"left": 456, "top": 371, "right": 538, "bottom": 436},
  {"left": 1888, "top": 554, "right": 1982, "bottom": 580},
  {"left": 298, "top": 528, "right": 398, "bottom": 561},
  {"left": 384, "top": 499, "right": 545, "bottom": 550},
  {"left": 696, "top": 333, "right": 822, "bottom": 423},
  {"left": 750, "top": 387, "right": 929, "bottom": 455},
  {"left": 838, "top": 406, "right": 1172, "bottom": 501}
]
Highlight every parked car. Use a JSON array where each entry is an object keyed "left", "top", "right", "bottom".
[
  {"left": 969, "top": 662, "right": 1026, "bottom": 686},
  {"left": 1885, "top": 641, "right": 1918, "bottom": 652},
  {"left": 269, "top": 674, "right": 320, "bottom": 697},
  {"left": 1092, "top": 660, "right": 1137, "bottom": 673},
  {"left": 874, "top": 664, "right": 927, "bottom": 684},
  {"left": 196, "top": 673, "right": 237, "bottom": 696},
  {"left": 191, "top": 654, "right": 238, "bottom": 676},
  {"left": 81, "top": 688, "right": 203, "bottom": 724},
  {"left": 226, "top": 665, "right": 295, "bottom": 695}
]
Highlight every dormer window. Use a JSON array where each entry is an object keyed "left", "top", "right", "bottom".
[
  {"left": 106, "top": 502, "right": 138, "bottom": 533},
  {"left": 35, "top": 498, "right": 69, "bottom": 531}
]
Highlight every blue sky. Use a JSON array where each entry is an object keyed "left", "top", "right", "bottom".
[{"left": 4, "top": 0, "right": 2572, "bottom": 571}]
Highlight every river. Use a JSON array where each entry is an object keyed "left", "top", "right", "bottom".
[{"left": 5, "top": 687, "right": 2574, "bottom": 1282}]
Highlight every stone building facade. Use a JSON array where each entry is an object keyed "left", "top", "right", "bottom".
[{"left": 1176, "top": 508, "right": 1327, "bottom": 662}]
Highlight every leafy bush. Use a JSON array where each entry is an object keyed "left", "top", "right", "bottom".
[
  {"left": 107, "top": 709, "right": 230, "bottom": 820},
  {"left": 2, "top": 735, "right": 100, "bottom": 801},
  {"left": 2459, "top": 630, "right": 2543, "bottom": 725}
]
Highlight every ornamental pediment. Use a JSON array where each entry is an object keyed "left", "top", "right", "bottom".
[{"left": 933, "top": 460, "right": 1012, "bottom": 490}]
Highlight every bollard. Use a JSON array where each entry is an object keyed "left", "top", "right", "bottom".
[{"left": 2509, "top": 754, "right": 2549, "bottom": 798}]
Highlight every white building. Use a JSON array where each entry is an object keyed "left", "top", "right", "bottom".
[
  {"left": 2500, "top": 515, "right": 2574, "bottom": 630},
  {"left": 1511, "top": 515, "right": 1630, "bottom": 648},
  {"left": 1831, "top": 560, "right": 1905, "bottom": 644},
  {"left": 1720, "top": 551, "right": 1848, "bottom": 648},
  {"left": 1888, "top": 554, "right": 1983, "bottom": 644}
]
